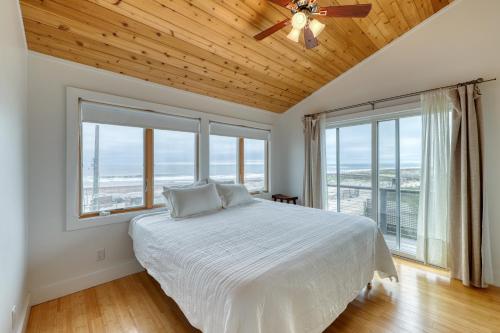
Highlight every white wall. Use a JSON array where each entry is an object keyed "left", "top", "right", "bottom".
[
  {"left": 0, "top": 1, "right": 29, "bottom": 332},
  {"left": 272, "top": 0, "right": 500, "bottom": 285},
  {"left": 27, "top": 52, "right": 278, "bottom": 304}
]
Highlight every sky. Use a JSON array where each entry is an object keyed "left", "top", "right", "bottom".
[
  {"left": 325, "top": 115, "right": 422, "bottom": 167},
  {"left": 82, "top": 123, "right": 144, "bottom": 177}
]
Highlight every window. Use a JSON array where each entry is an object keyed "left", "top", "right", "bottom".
[
  {"left": 339, "top": 124, "right": 372, "bottom": 216},
  {"left": 67, "top": 90, "right": 272, "bottom": 230},
  {"left": 79, "top": 101, "right": 199, "bottom": 218},
  {"left": 81, "top": 123, "right": 145, "bottom": 215},
  {"left": 325, "top": 106, "right": 421, "bottom": 258},
  {"left": 326, "top": 124, "right": 373, "bottom": 216},
  {"left": 243, "top": 139, "right": 267, "bottom": 192},
  {"left": 209, "top": 122, "right": 270, "bottom": 193},
  {"left": 325, "top": 129, "right": 337, "bottom": 211},
  {"left": 153, "top": 130, "right": 197, "bottom": 204},
  {"left": 209, "top": 135, "right": 238, "bottom": 184}
]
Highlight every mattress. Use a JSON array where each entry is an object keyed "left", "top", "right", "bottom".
[{"left": 129, "top": 199, "right": 398, "bottom": 333}]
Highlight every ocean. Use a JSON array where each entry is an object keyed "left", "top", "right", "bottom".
[{"left": 82, "top": 161, "right": 265, "bottom": 187}]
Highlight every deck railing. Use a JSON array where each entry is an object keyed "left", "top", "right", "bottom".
[{"left": 327, "top": 185, "right": 419, "bottom": 240}]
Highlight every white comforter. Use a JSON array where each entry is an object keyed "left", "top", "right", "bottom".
[{"left": 129, "top": 200, "right": 397, "bottom": 333}]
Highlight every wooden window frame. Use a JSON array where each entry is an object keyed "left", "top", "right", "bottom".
[
  {"left": 238, "top": 137, "right": 245, "bottom": 184},
  {"left": 145, "top": 128, "right": 154, "bottom": 209},
  {"left": 79, "top": 126, "right": 197, "bottom": 218},
  {"left": 238, "top": 137, "right": 269, "bottom": 194}
]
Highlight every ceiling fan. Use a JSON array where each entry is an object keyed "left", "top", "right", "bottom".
[{"left": 254, "top": 0, "right": 372, "bottom": 49}]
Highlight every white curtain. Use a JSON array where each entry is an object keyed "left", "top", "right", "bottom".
[
  {"left": 416, "top": 90, "right": 451, "bottom": 267},
  {"left": 303, "top": 114, "right": 327, "bottom": 209}
]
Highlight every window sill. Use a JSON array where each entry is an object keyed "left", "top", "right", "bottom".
[{"left": 66, "top": 207, "right": 167, "bottom": 231}]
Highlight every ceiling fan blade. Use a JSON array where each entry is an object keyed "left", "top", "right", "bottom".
[
  {"left": 304, "top": 26, "right": 319, "bottom": 49},
  {"left": 254, "top": 18, "right": 291, "bottom": 41},
  {"left": 317, "top": 4, "right": 372, "bottom": 17},
  {"left": 267, "top": 0, "right": 291, "bottom": 7}
]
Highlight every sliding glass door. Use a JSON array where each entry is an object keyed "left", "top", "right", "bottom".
[
  {"left": 326, "top": 111, "right": 422, "bottom": 258},
  {"left": 398, "top": 116, "right": 422, "bottom": 254},
  {"left": 339, "top": 124, "right": 373, "bottom": 216},
  {"left": 326, "top": 124, "right": 372, "bottom": 215},
  {"left": 326, "top": 129, "right": 337, "bottom": 211},
  {"left": 377, "top": 116, "right": 422, "bottom": 255},
  {"left": 326, "top": 124, "right": 373, "bottom": 216},
  {"left": 378, "top": 120, "right": 399, "bottom": 251}
]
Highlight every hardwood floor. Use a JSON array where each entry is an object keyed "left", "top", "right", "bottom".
[{"left": 27, "top": 258, "right": 500, "bottom": 333}]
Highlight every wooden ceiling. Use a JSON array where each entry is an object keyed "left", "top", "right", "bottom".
[{"left": 21, "top": 0, "right": 453, "bottom": 113}]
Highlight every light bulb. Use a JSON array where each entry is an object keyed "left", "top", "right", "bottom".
[
  {"left": 291, "top": 12, "right": 307, "bottom": 30},
  {"left": 287, "top": 28, "right": 301, "bottom": 43},
  {"left": 309, "top": 19, "right": 325, "bottom": 38}
]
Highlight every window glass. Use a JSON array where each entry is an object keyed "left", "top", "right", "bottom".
[
  {"left": 338, "top": 124, "right": 372, "bottom": 216},
  {"left": 81, "top": 123, "right": 144, "bottom": 214},
  {"left": 399, "top": 115, "right": 422, "bottom": 255},
  {"left": 325, "top": 128, "right": 337, "bottom": 211},
  {"left": 378, "top": 120, "right": 397, "bottom": 250},
  {"left": 153, "top": 130, "right": 197, "bottom": 204},
  {"left": 209, "top": 135, "right": 238, "bottom": 183},
  {"left": 244, "top": 139, "right": 266, "bottom": 192}
]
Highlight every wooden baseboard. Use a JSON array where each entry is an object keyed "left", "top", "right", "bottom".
[{"left": 30, "top": 260, "right": 144, "bottom": 305}]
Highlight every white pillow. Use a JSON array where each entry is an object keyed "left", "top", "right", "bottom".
[
  {"left": 207, "top": 178, "right": 235, "bottom": 185},
  {"left": 216, "top": 184, "right": 255, "bottom": 208},
  {"left": 162, "top": 179, "right": 207, "bottom": 193},
  {"left": 163, "top": 183, "right": 222, "bottom": 218}
]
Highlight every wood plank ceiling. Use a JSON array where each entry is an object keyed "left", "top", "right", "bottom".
[{"left": 21, "top": 0, "right": 453, "bottom": 113}]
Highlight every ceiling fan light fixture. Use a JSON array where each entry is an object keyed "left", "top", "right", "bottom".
[
  {"left": 253, "top": 1, "right": 373, "bottom": 48},
  {"left": 287, "top": 27, "right": 301, "bottom": 43},
  {"left": 291, "top": 12, "right": 307, "bottom": 29},
  {"left": 309, "top": 19, "right": 325, "bottom": 38}
]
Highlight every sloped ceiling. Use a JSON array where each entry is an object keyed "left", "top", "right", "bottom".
[{"left": 21, "top": 0, "right": 452, "bottom": 113}]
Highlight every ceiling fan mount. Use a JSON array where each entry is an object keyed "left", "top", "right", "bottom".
[
  {"left": 254, "top": 1, "right": 372, "bottom": 49},
  {"left": 286, "top": 0, "right": 319, "bottom": 14}
]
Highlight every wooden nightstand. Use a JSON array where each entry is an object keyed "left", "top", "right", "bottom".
[{"left": 272, "top": 194, "right": 298, "bottom": 204}]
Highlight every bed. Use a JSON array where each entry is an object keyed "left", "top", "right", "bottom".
[{"left": 129, "top": 199, "right": 398, "bottom": 333}]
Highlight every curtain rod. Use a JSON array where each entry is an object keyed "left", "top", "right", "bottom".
[{"left": 304, "top": 77, "right": 496, "bottom": 118}]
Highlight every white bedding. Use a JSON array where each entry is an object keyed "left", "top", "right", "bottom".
[{"left": 129, "top": 200, "right": 398, "bottom": 333}]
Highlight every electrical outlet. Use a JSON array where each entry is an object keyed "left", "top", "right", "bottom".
[
  {"left": 11, "top": 305, "right": 16, "bottom": 331},
  {"left": 97, "top": 248, "right": 106, "bottom": 261}
]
